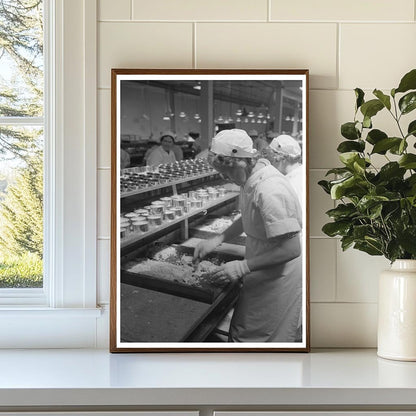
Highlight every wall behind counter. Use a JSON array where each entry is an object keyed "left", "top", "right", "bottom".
[{"left": 96, "top": 0, "right": 416, "bottom": 348}]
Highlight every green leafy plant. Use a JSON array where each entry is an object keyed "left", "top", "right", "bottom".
[{"left": 319, "top": 69, "right": 416, "bottom": 262}]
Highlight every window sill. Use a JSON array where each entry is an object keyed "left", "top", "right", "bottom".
[{"left": 0, "top": 307, "right": 103, "bottom": 348}]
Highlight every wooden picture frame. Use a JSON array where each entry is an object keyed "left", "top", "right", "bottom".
[{"left": 110, "top": 69, "right": 310, "bottom": 352}]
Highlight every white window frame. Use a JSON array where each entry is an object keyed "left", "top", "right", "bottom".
[{"left": 0, "top": 0, "right": 101, "bottom": 348}]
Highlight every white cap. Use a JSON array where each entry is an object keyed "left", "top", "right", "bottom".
[
  {"left": 210, "top": 129, "right": 257, "bottom": 158},
  {"left": 248, "top": 129, "right": 258, "bottom": 137},
  {"left": 159, "top": 130, "right": 176, "bottom": 142},
  {"left": 270, "top": 134, "right": 301, "bottom": 157}
]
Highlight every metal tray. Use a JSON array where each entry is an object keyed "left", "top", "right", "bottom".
[{"left": 121, "top": 244, "right": 243, "bottom": 304}]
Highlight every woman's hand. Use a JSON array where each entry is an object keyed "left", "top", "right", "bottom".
[
  {"left": 211, "top": 260, "right": 250, "bottom": 285},
  {"left": 193, "top": 235, "right": 223, "bottom": 261}
]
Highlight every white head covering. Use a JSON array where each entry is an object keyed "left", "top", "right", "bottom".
[
  {"left": 159, "top": 130, "right": 176, "bottom": 142},
  {"left": 210, "top": 129, "right": 257, "bottom": 158},
  {"left": 269, "top": 135, "right": 301, "bottom": 157}
]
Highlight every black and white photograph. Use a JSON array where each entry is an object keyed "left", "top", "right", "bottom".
[{"left": 110, "top": 69, "right": 309, "bottom": 352}]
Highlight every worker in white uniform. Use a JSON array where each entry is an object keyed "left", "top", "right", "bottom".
[
  {"left": 262, "top": 134, "right": 303, "bottom": 205},
  {"left": 146, "top": 131, "right": 177, "bottom": 167},
  {"left": 193, "top": 129, "right": 302, "bottom": 343},
  {"left": 249, "top": 129, "right": 268, "bottom": 152}
]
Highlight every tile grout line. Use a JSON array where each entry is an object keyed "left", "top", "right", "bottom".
[
  {"left": 336, "top": 22, "right": 340, "bottom": 90},
  {"left": 333, "top": 230, "right": 339, "bottom": 302},
  {"left": 193, "top": 22, "right": 197, "bottom": 69},
  {"left": 98, "top": 19, "right": 415, "bottom": 24},
  {"left": 267, "top": 0, "right": 271, "bottom": 22}
]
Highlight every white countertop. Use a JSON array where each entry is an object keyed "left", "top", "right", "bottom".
[{"left": 0, "top": 348, "right": 416, "bottom": 408}]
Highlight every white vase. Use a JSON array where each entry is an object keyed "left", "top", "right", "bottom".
[{"left": 378, "top": 259, "right": 416, "bottom": 361}]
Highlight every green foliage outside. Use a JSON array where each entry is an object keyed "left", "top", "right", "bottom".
[
  {"left": 0, "top": 252, "right": 42, "bottom": 288},
  {"left": 319, "top": 69, "right": 416, "bottom": 263},
  {"left": 0, "top": 0, "right": 44, "bottom": 287}
]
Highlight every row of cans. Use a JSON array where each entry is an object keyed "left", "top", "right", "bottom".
[{"left": 120, "top": 186, "right": 228, "bottom": 239}]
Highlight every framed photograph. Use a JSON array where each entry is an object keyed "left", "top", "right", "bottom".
[{"left": 110, "top": 69, "right": 310, "bottom": 352}]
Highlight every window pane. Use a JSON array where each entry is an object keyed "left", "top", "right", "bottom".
[
  {"left": 0, "top": 0, "right": 44, "bottom": 117},
  {"left": 0, "top": 126, "right": 43, "bottom": 288}
]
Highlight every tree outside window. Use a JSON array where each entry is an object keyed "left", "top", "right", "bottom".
[{"left": 0, "top": 0, "right": 43, "bottom": 288}]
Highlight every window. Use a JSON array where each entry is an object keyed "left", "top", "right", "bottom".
[
  {"left": 0, "top": 0, "right": 100, "bottom": 347},
  {"left": 0, "top": 0, "right": 44, "bottom": 291}
]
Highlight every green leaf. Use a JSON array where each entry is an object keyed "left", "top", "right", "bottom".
[
  {"left": 353, "top": 158, "right": 366, "bottom": 174},
  {"left": 366, "top": 129, "right": 388, "bottom": 145},
  {"left": 371, "top": 137, "right": 402, "bottom": 154},
  {"left": 339, "top": 152, "right": 362, "bottom": 167},
  {"left": 399, "top": 92, "right": 416, "bottom": 115},
  {"left": 318, "top": 180, "right": 331, "bottom": 194},
  {"left": 389, "top": 139, "right": 408, "bottom": 155},
  {"left": 326, "top": 203, "right": 357, "bottom": 220},
  {"left": 341, "top": 235, "right": 355, "bottom": 251},
  {"left": 373, "top": 89, "right": 391, "bottom": 110},
  {"left": 369, "top": 203, "right": 383, "bottom": 219},
  {"left": 398, "top": 227, "right": 416, "bottom": 255},
  {"left": 325, "top": 167, "right": 352, "bottom": 176},
  {"left": 399, "top": 154, "right": 416, "bottom": 169},
  {"left": 330, "top": 175, "right": 367, "bottom": 200},
  {"left": 353, "top": 224, "right": 373, "bottom": 240},
  {"left": 407, "top": 120, "right": 416, "bottom": 138},
  {"left": 322, "top": 221, "right": 351, "bottom": 237},
  {"left": 378, "top": 162, "right": 406, "bottom": 181},
  {"left": 337, "top": 140, "right": 365, "bottom": 153},
  {"left": 395, "top": 69, "right": 416, "bottom": 94},
  {"left": 360, "top": 99, "right": 384, "bottom": 119},
  {"left": 354, "top": 241, "right": 383, "bottom": 256},
  {"left": 386, "top": 240, "right": 403, "bottom": 263},
  {"left": 355, "top": 88, "right": 365, "bottom": 110},
  {"left": 341, "top": 122, "right": 360, "bottom": 140},
  {"left": 363, "top": 115, "right": 372, "bottom": 129},
  {"left": 357, "top": 195, "right": 389, "bottom": 212}
]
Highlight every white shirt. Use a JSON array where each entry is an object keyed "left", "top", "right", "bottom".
[
  {"left": 286, "top": 164, "right": 303, "bottom": 206},
  {"left": 146, "top": 146, "right": 176, "bottom": 167}
]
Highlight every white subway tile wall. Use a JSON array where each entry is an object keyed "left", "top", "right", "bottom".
[
  {"left": 99, "top": 0, "right": 131, "bottom": 20},
  {"left": 310, "top": 239, "right": 337, "bottom": 302},
  {"left": 98, "top": 90, "right": 111, "bottom": 168},
  {"left": 132, "top": 0, "right": 269, "bottom": 21},
  {"left": 97, "top": 0, "right": 416, "bottom": 347},
  {"left": 270, "top": 0, "right": 414, "bottom": 22},
  {"left": 196, "top": 23, "right": 338, "bottom": 89},
  {"left": 97, "top": 168, "right": 111, "bottom": 239},
  {"left": 98, "top": 22, "right": 193, "bottom": 88}
]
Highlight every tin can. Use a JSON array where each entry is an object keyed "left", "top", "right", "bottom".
[
  {"left": 164, "top": 210, "right": 176, "bottom": 221},
  {"left": 132, "top": 220, "right": 149, "bottom": 233},
  {"left": 148, "top": 215, "right": 163, "bottom": 228}
]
